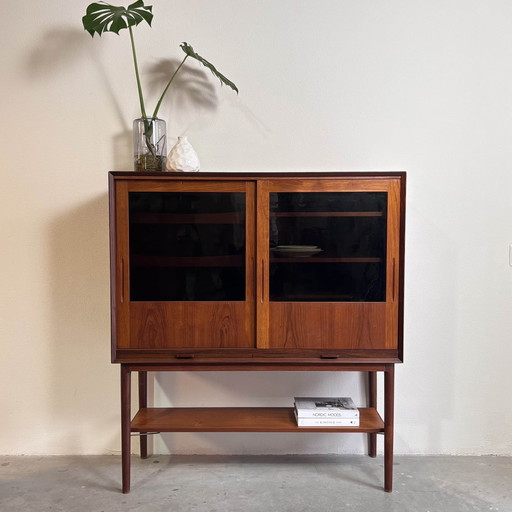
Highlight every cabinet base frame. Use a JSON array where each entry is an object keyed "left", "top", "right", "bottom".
[{"left": 120, "top": 363, "right": 395, "bottom": 494}]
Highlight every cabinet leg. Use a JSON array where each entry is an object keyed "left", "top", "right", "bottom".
[
  {"left": 367, "top": 371, "right": 377, "bottom": 458},
  {"left": 138, "top": 371, "right": 148, "bottom": 459},
  {"left": 121, "top": 365, "right": 131, "bottom": 494},
  {"left": 384, "top": 365, "right": 395, "bottom": 492}
]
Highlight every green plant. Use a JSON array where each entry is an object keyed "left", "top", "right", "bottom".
[{"left": 82, "top": 1, "right": 238, "bottom": 165}]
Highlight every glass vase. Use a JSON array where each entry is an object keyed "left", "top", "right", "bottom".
[{"left": 133, "top": 117, "right": 167, "bottom": 172}]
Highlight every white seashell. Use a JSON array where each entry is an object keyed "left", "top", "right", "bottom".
[{"left": 166, "top": 136, "right": 200, "bottom": 172}]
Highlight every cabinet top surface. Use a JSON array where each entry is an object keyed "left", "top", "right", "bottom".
[{"left": 109, "top": 171, "right": 406, "bottom": 180}]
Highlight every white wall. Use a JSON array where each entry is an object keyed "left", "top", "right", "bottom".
[{"left": 1, "top": 0, "right": 511, "bottom": 456}]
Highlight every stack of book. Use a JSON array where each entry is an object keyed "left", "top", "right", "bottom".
[{"left": 294, "top": 397, "right": 360, "bottom": 427}]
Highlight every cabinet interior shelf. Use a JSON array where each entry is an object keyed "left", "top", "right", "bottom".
[
  {"left": 132, "top": 255, "right": 382, "bottom": 267},
  {"left": 270, "top": 257, "right": 382, "bottom": 263},
  {"left": 130, "top": 407, "right": 384, "bottom": 433},
  {"left": 131, "top": 212, "right": 244, "bottom": 224},
  {"left": 132, "top": 255, "right": 244, "bottom": 267},
  {"left": 271, "top": 212, "right": 384, "bottom": 218}
]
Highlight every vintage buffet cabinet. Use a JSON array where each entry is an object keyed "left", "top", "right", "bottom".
[{"left": 108, "top": 171, "right": 406, "bottom": 493}]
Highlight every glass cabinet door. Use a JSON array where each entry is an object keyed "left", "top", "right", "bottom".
[
  {"left": 114, "top": 180, "right": 255, "bottom": 350},
  {"left": 269, "top": 192, "right": 387, "bottom": 302},
  {"left": 129, "top": 191, "right": 246, "bottom": 301},
  {"left": 257, "top": 179, "right": 401, "bottom": 351}
]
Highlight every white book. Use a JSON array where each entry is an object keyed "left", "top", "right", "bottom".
[
  {"left": 294, "top": 410, "right": 359, "bottom": 427},
  {"left": 294, "top": 397, "right": 360, "bottom": 419}
]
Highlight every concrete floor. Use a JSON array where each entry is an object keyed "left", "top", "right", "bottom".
[{"left": 1, "top": 455, "right": 510, "bottom": 511}]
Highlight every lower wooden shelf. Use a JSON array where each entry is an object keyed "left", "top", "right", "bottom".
[{"left": 131, "top": 407, "right": 384, "bottom": 433}]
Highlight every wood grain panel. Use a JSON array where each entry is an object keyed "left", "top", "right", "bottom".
[
  {"left": 112, "top": 179, "right": 130, "bottom": 353},
  {"left": 385, "top": 178, "right": 401, "bottom": 349},
  {"left": 123, "top": 361, "right": 396, "bottom": 371},
  {"left": 264, "top": 179, "right": 393, "bottom": 193},
  {"left": 129, "top": 302, "right": 254, "bottom": 349},
  {"left": 256, "top": 180, "right": 270, "bottom": 348},
  {"left": 269, "top": 303, "right": 387, "bottom": 349},
  {"left": 111, "top": 171, "right": 406, "bottom": 181},
  {"left": 244, "top": 181, "right": 257, "bottom": 350},
  {"left": 125, "top": 180, "right": 248, "bottom": 193},
  {"left": 114, "top": 350, "right": 400, "bottom": 365}
]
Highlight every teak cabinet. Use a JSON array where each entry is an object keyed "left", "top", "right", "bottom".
[{"left": 109, "top": 171, "right": 406, "bottom": 493}]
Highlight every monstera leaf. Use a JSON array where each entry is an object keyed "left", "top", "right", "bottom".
[
  {"left": 82, "top": 1, "right": 153, "bottom": 36},
  {"left": 180, "top": 43, "right": 239, "bottom": 94},
  {"left": 81, "top": 1, "right": 238, "bottom": 122}
]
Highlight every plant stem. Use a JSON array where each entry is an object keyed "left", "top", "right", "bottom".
[
  {"left": 128, "top": 25, "right": 147, "bottom": 119},
  {"left": 128, "top": 25, "right": 155, "bottom": 157},
  {"left": 152, "top": 55, "right": 188, "bottom": 118}
]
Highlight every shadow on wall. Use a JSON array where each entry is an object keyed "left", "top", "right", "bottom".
[
  {"left": 25, "top": 27, "right": 221, "bottom": 171},
  {"left": 49, "top": 194, "right": 118, "bottom": 452},
  {"left": 26, "top": 27, "right": 129, "bottom": 130},
  {"left": 26, "top": 27, "right": 132, "bottom": 171},
  {"left": 146, "top": 59, "right": 217, "bottom": 114}
]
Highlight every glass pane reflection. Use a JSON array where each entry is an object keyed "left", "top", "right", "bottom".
[
  {"left": 129, "top": 192, "right": 245, "bottom": 301},
  {"left": 269, "top": 192, "right": 387, "bottom": 302}
]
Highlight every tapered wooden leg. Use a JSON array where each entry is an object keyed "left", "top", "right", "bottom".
[
  {"left": 121, "top": 365, "right": 131, "bottom": 494},
  {"left": 138, "top": 371, "right": 148, "bottom": 459},
  {"left": 384, "top": 364, "right": 395, "bottom": 492},
  {"left": 368, "top": 371, "right": 377, "bottom": 458}
]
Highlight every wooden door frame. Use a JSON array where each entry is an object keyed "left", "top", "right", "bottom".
[
  {"left": 256, "top": 178, "right": 402, "bottom": 351},
  {"left": 110, "top": 177, "right": 257, "bottom": 358}
]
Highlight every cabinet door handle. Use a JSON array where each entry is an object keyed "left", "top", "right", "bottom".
[
  {"left": 320, "top": 354, "right": 339, "bottom": 359},
  {"left": 121, "top": 258, "right": 125, "bottom": 303},
  {"left": 261, "top": 259, "right": 265, "bottom": 304},
  {"left": 175, "top": 353, "right": 195, "bottom": 360},
  {"left": 392, "top": 258, "right": 396, "bottom": 303}
]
